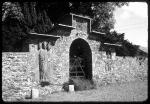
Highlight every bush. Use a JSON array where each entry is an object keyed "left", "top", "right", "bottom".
[
  {"left": 62, "top": 78, "right": 96, "bottom": 92},
  {"left": 40, "top": 81, "right": 50, "bottom": 87},
  {"left": 62, "top": 81, "right": 70, "bottom": 92}
]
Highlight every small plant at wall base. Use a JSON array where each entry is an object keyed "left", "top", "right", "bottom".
[{"left": 62, "top": 78, "right": 96, "bottom": 92}]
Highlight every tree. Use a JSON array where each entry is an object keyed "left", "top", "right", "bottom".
[
  {"left": 2, "top": 2, "right": 53, "bottom": 31},
  {"left": 122, "top": 40, "right": 139, "bottom": 57},
  {"left": 101, "top": 30, "right": 140, "bottom": 57},
  {"left": 68, "top": 2, "right": 128, "bottom": 32},
  {"left": 2, "top": 2, "right": 23, "bottom": 22},
  {"left": 2, "top": 2, "right": 128, "bottom": 52},
  {"left": 19, "top": 2, "right": 53, "bottom": 33},
  {"left": 28, "top": 2, "right": 128, "bottom": 32},
  {"left": 2, "top": 2, "right": 129, "bottom": 33},
  {"left": 113, "top": 35, "right": 140, "bottom": 57},
  {"left": 101, "top": 30, "right": 125, "bottom": 44},
  {"left": 2, "top": 2, "right": 53, "bottom": 51}
]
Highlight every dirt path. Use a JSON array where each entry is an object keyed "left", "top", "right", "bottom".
[{"left": 24, "top": 80, "right": 148, "bottom": 102}]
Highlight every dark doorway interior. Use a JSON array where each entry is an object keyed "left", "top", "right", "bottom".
[{"left": 69, "top": 38, "right": 92, "bottom": 80}]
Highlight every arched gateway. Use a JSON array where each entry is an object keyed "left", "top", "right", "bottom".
[{"left": 69, "top": 38, "right": 92, "bottom": 80}]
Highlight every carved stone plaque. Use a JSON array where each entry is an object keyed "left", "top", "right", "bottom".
[{"left": 72, "top": 17, "right": 89, "bottom": 33}]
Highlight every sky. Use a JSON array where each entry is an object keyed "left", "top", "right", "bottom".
[{"left": 114, "top": 2, "right": 148, "bottom": 48}]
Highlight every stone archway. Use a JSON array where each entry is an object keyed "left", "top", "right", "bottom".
[{"left": 69, "top": 38, "right": 92, "bottom": 80}]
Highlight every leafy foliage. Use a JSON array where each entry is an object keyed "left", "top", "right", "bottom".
[
  {"left": 69, "top": 2, "right": 128, "bottom": 32},
  {"left": 2, "top": 2, "right": 130, "bottom": 52},
  {"left": 2, "top": 2, "right": 53, "bottom": 51},
  {"left": 2, "top": 2, "right": 23, "bottom": 21},
  {"left": 99, "top": 30, "right": 143, "bottom": 57},
  {"left": 2, "top": 18, "right": 27, "bottom": 52},
  {"left": 20, "top": 2, "right": 53, "bottom": 33},
  {"left": 63, "top": 78, "right": 95, "bottom": 92}
]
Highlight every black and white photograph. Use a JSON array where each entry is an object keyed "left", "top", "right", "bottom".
[{"left": 2, "top": 1, "right": 148, "bottom": 102}]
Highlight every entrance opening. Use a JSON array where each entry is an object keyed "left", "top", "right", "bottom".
[{"left": 69, "top": 38, "right": 92, "bottom": 80}]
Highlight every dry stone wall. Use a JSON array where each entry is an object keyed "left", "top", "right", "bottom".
[
  {"left": 2, "top": 51, "right": 64, "bottom": 101},
  {"left": 2, "top": 52, "right": 35, "bottom": 101},
  {"left": 47, "top": 29, "right": 101, "bottom": 84},
  {"left": 2, "top": 30, "right": 148, "bottom": 101},
  {"left": 93, "top": 56, "right": 148, "bottom": 86},
  {"left": 46, "top": 29, "right": 148, "bottom": 86}
]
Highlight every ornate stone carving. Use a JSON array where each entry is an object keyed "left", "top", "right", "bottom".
[{"left": 39, "top": 42, "right": 48, "bottom": 83}]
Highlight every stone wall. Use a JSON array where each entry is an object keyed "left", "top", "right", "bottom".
[
  {"left": 46, "top": 29, "right": 148, "bottom": 85},
  {"left": 2, "top": 52, "right": 35, "bottom": 101},
  {"left": 2, "top": 52, "right": 62, "bottom": 101},
  {"left": 93, "top": 56, "right": 148, "bottom": 86},
  {"left": 46, "top": 29, "right": 101, "bottom": 84},
  {"left": 48, "top": 30, "right": 147, "bottom": 86},
  {"left": 2, "top": 30, "right": 148, "bottom": 101}
]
